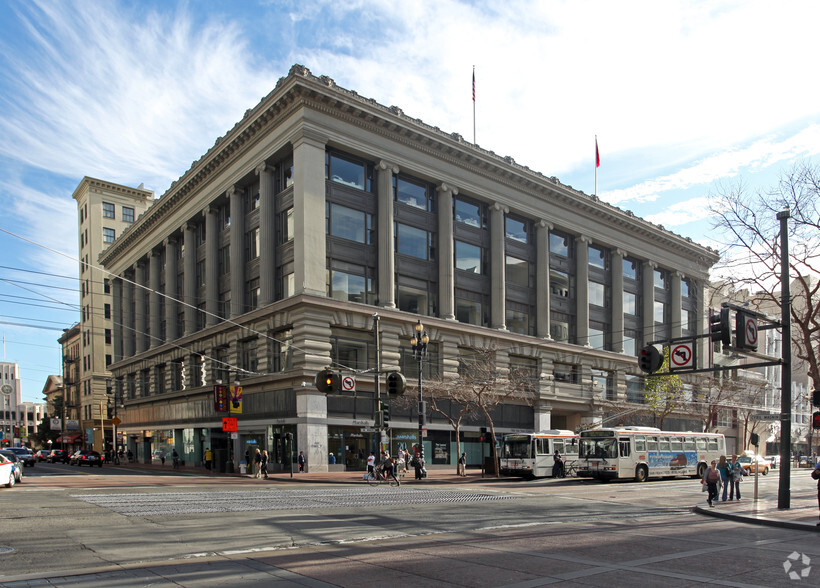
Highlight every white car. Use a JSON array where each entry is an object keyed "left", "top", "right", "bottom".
[{"left": 0, "top": 453, "right": 15, "bottom": 488}]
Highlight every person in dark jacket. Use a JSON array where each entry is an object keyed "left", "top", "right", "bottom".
[{"left": 298, "top": 451, "right": 306, "bottom": 472}]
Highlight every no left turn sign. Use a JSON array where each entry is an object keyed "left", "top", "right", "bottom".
[
  {"left": 342, "top": 375, "right": 356, "bottom": 392},
  {"left": 670, "top": 342, "right": 694, "bottom": 370}
]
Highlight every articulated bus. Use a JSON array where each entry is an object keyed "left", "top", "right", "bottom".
[
  {"left": 500, "top": 430, "right": 579, "bottom": 478},
  {"left": 577, "top": 427, "right": 725, "bottom": 482}
]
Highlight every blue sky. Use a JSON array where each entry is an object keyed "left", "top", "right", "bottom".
[{"left": 1, "top": 0, "right": 819, "bottom": 402}]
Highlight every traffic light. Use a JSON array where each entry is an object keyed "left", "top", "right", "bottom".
[
  {"left": 749, "top": 432, "right": 759, "bottom": 446},
  {"left": 381, "top": 401, "right": 390, "bottom": 423},
  {"left": 812, "top": 412, "right": 820, "bottom": 430},
  {"left": 314, "top": 369, "right": 342, "bottom": 393},
  {"left": 386, "top": 371, "right": 407, "bottom": 395},
  {"left": 638, "top": 345, "right": 663, "bottom": 374},
  {"left": 735, "top": 311, "right": 758, "bottom": 351},
  {"left": 812, "top": 389, "right": 820, "bottom": 407},
  {"left": 709, "top": 308, "right": 731, "bottom": 346},
  {"left": 479, "top": 426, "right": 487, "bottom": 443}
]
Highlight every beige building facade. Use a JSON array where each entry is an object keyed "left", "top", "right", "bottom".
[{"left": 99, "top": 65, "right": 719, "bottom": 472}]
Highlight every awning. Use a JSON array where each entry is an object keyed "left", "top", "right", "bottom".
[{"left": 55, "top": 434, "right": 83, "bottom": 444}]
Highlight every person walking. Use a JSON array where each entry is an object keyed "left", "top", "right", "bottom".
[
  {"left": 702, "top": 460, "right": 722, "bottom": 507},
  {"left": 204, "top": 447, "right": 213, "bottom": 471},
  {"left": 261, "top": 450, "right": 269, "bottom": 479},
  {"left": 159, "top": 450, "right": 166, "bottom": 466},
  {"left": 413, "top": 446, "right": 424, "bottom": 480},
  {"left": 813, "top": 461, "right": 820, "bottom": 526},
  {"left": 552, "top": 449, "right": 564, "bottom": 478},
  {"left": 171, "top": 448, "right": 180, "bottom": 469},
  {"left": 458, "top": 452, "right": 467, "bottom": 477},
  {"left": 717, "top": 455, "right": 730, "bottom": 501},
  {"left": 366, "top": 451, "right": 375, "bottom": 477},
  {"left": 297, "top": 450, "right": 306, "bottom": 473},
  {"left": 728, "top": 454, "right": 742, "bottom": 501},
  {"left": 254, "top": 448, "right": 262, "bottom": 478}
]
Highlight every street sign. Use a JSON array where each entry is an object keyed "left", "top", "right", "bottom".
[
  {"left": 669, "top": 342, "right": 694, "bottom": 370},
  {"left": 110, "top": 417, "right": 121, "bottom": 426},
  {"left": 222, "top": 417, "right": 238, "bottom": 432},
  {"left": 342, "top": 375, "right": 356, "bottom": 392},
  {"left": 750, "top": 413, "right": 779, "bottom": 421}
]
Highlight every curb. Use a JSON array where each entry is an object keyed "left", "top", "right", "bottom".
[{"left": 693, "top": 505, "right": 820, "bottom": 532}]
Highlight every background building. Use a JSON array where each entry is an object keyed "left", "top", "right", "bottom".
[
  {"left": 1, "top": 362, "right": 45, "bottom": 447},
  {"left": 99, "top": 65, "right": 718, "bottom": 471},
  {"left": 72, "top": 179, "right": 153, "bottom": 451}
]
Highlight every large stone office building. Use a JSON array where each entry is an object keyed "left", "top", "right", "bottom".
[{"left": 100, "top": 65, "right": 718, "bottom": 472}]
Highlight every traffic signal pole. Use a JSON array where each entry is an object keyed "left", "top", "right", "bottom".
[{"left": 777, "top": 209, "right": 791, "bottom": 510}]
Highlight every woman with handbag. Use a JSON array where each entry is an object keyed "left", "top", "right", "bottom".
[{"left": 702, "top": 460, "right": 722, "bottom": 507}]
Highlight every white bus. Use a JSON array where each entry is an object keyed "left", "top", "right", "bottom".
[
  {"left": 500, "top": 430, "right": 579, "bottom": 478},
  {"left": 577, "top": 426, "right": 725, "bottom": 482}
]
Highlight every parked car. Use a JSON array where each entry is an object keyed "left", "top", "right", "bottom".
[
  {"left": 6, "top": 447, "right": 35, "bottom": 467},
  {"left": 34, "top": 449, "right": 52, "bottom": 462},
  {"left": 50, "top": 449, "right": 69, "bottom": 463},
  {"left": 0, "top": 450, "right": 23, "bottom": 483},
  {"left": 70, "top": 450, "right": 103, "bottom": 467},
  {"left": 0, "top": 453, "right": 15, "bottom": 488},
  {"left": 738, "top": 455, "right": 769, "bottom": 475},
  {"left": 767, "top": 455, "right": 780, "bottom": 469}
]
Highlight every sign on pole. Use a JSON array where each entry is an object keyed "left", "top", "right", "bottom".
[
  {"left": 750, "top": 413, "right": 779, "bottom": 421},
  {"left": 222, "top": 417, "right": 238, "bottom": 432},
  {"left": 341, "top": 375, "right": 356, "bottom": 393},
  {"left": 669, "top": 342, "right": 694, "bottom": 371}
]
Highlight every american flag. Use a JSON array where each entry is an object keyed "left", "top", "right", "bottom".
[{"left": 596, "top": 138, "right": 600, "bottom": 168}]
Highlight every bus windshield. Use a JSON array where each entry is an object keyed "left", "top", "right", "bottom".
[
  {"left": 503, "top": 437, "right": 532, "bottom": 459},
  {"left": 580, "top": 437, "right": 618, "bottom": 459}
]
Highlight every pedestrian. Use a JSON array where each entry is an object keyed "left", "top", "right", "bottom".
[
  {"left": 159, "top": 450, "right": 166, "bottom": 466},
  {"left": 172, "top": 448, "right": 180, "bottom": 469},
  {"left": 245, "top": 449, "right": 250, "bottom": 470},
  {"left": 812, "top": 461, "right": 820, "bottom": 526},
  {"left": 366, "top": 451, "right": 375, "bottom": 477},
  {"left": 728, "top": 454, "right": 742, "bottom": 501},
  {"left": 458, "top": 452, "right": 467, "bottom": 476},
  {"left": 298, "top": 450, "right": 306, "bottom": 472},
  {"left": 254, "top": 448, "right": 262, "bottom": 478},
  {"left": 329, "top": 453, "right": 336, "bottom": 465},
  {"left": 261, "top": 450, "right": 269, "bottom": 479},
  {"left": 204, "top": 447, "right": 212, "bottom": 471},
  {"left": 413, "top": 447, "right": 424, "bottom": 480},
  {"left": 702, "top": 459, "right": 721, "bottom": 507},
  {"left": 552, "top": 449, "right": 564, "bottom": 478},
  {"left": 717, "top": 455, "right": 730, "bottom": 501}
]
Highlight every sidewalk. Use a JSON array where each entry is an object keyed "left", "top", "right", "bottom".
[{"left": 694, "top": 490, "right": 820, "bottom": 532}]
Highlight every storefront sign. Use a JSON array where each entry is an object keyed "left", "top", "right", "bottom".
[{"left": 222, "top": 417, "right": 238, "bottom": 432}]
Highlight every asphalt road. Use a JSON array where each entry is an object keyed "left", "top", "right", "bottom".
[{"left": 1, "top": 464, "right": 817, "bottom": 586}]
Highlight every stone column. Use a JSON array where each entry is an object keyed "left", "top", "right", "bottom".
[
  {"left": 490, "top": 203, "right": 508, "bottom": 330},
  {"left": 229, "top": 186, "right": 245, "bottom": 317},
  {"left": 671, "top": 270, "right": 683, "bottom": 339},
  {"left": 112, "top": 277, "right": 123, "bottom": 362},
  {"left": 377, "top": 160, "right": 398, "bottom": 308},
  {"left": 122, "top": 272, "right": 134, "bottom": 358},
  {"left": 257, "top": 163, "right": 276, "bottom": 306},
  {"left": 205, "top": 206, "right": 219, "bottom": 326},
  {"left": 291, "top": 129, "right": 328, "bottom": 297},
  {"left": 611, "top": 249, "right": 625, "bottom": 353},
  {"left": 149, "top": 249, "right": 161, "bottom": 347},
  {"left": 164, "top": 237, "right": 179, "bottom": 341},
  {"left": 183, "top": 221, "right": 197, "bottom": 334},
  {"left": 642, "top": 260, "right": 657, "bottom": 345},
  {"left": 575, "top": 235, "right": 590, "bottom": 346},
  {"left": 437, "top": 184, "right": 457, "bottom": 320},
  {"left": 134, "top": 260, "right": 147, "bottom": 354},
  {"left": 536, "top": 221, "right": 552, "bottom": 339}
]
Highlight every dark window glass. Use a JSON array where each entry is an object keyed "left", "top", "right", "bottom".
[
  {"left": 102, "top": 202, "right": 115, "bottom": 219},
  {"left": 455, "top": 241, "right": 483, "bottom": 273},
  {"left": 454, "top": 199, "right": 484, "bottom": 228},
  {"left": 506, "top": 217, "right": 527, "bottom": 243},
  {"left": 550, "top": 233, "right": 569, "bottom": 256}
]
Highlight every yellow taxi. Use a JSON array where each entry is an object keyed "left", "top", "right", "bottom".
[{"left": 738, "top": 455, "right": 769, "bottom": 475}]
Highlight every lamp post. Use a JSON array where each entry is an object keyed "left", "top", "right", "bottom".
[{"left": 410, "top": 320, "right": 429, "bottom": 473}]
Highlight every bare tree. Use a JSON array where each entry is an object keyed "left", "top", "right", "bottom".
[
  {"left": 643, "top": 348, "right": 685, "bottom": 429},
  {"left": 709, "top": 162, "right": 820, "bottom": 395},
  {"left": 422, "top": 381, "right": 477, "bottom": 475}
]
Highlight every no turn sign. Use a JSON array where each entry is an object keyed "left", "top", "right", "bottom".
[
  {"left": 670, "top": 342, "right": 694, "bottom": 370},
  {"left": 342, "top": 375, "right": 356, "bottom": 392}
]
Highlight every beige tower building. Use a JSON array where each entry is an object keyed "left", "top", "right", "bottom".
[{"left": 72, "top": 178, "right": 153, "bottom": 450}]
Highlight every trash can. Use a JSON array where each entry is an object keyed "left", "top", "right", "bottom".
[{"left": 239, "top": 461, "right": 247, "bottom": 475}]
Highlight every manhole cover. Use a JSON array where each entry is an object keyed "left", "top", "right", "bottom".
[{"left": 0, "top": 547, "right": 14, "bottom": 555}]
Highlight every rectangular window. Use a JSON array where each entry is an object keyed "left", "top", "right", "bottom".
[
  {"left": 328, "top": 270, "right": 373, "bottom": 304},
  {"left": 326, "top": 152, "right": 371, "bottom": 191},
  {"left": 122, "top": 206, "right": 135, "bottom": 223},
  {"left": 549, "top": 233, "right": 569, "bottom": 256},
  {"left": 327, "top": 203, "right": 373, "bottom": 244},
  {"left": 395, "top": 176, "right": 431, "bottom": 210},
  {"left": 104, "top": 329, "right": 112, "bottom": 344},
  {"left": 102, "top": 228, "right": 115, "bottom": 243},
  {"left": 219, "top": 245, "right": 230, "bottom": 275},
  {"left": 454, "top": 198, "right": 485, "bottom": 228},
  {"left": 397, "top": 283, "right": 435, "bottom": 316},
  {"left": 654, "top": 300, "right": 665, "bottom": 323},
  {"left": 623, "top": 291, "right": 637, "bottom": 315},
  {"left": 589, "top": 281, "right": 606, "bottom": 307},
  {"left": 505, "top": 217, "right": 527, "bottom": 243},
  {"left": 506, "top": 309, "right": 530, "bottom": 335},
  {"left": 623, "top": 258, "right": 638, "bottom": 280},
  {"left": 506, "top": 255, "right": 529, "bottom": 287},
  {"left": 245, "top": 277, "right": 260, "bottom": 310},
  {"left": 553, "top": 363, "right": 579, "bottom": 384},
  {"left": 280, "top": 207, "right": 294, "bottom": 242},
  {"left": 589, "top": 328, "right": 605, "bottom": 350},
  {"left": 396, "top": 223, "right": 431, "bottom": 259},
  {"left": 196, "top": 260, "right": 206, "bottom": 287},
  {"left": 102, "top": 202, "right": 115, "bottom": 219},
  {"left": 654, "top": 269, "right": 666, "bottom": 289},
  {"left": 589, "top": 245, "right": 607, "bottom": 269},
  {"left": 271, "top": 329, "right": 293, "bottom": 372},
  {"left": 681, "top": 279, "right": 690, "bottom": 298},
  {"left": 240, "top": 339, "right": 259, "bottom": 374},
  {"left": 550, "top": 270, "right": 571, "bottom": 298},
  {"left": 455, "top": 298, "right": 486, "bottom": 327},
  {"left": 245, "top": 228, "right": 260, "bottom": 261},
  {"left": 245, "top": 183, "right": 260, "bottom": 211},
  {"left": 681, "top": 308, "right": 690, "bottom": 331},
  {"left": 455, "top": 240, "right": 483, "bottom": 273}
]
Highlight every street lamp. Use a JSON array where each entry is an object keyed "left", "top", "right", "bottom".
[{"left": 410, "top": 320, "right": 429, "bottom": 474}]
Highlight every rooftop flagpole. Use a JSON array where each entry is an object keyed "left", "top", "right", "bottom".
[
  {"left": 595, "top": 135, "right": 600, "bottom": 195},
  {"left": 472, "top": 66, "right": 476, "bottom": 144}
]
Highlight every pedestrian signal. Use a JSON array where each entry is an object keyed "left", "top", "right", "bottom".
[{"left": 386, "top": 371, "right": 407, "bottom": 395}]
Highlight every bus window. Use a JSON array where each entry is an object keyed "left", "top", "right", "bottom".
[
  {"left": 659, "top": 438, "right": 670, "bottom": 451},
  {"left": 647, "top": 436, "right": 658, "bottom": 451},
  {"left": 707, "top": 438, "right": 718, "bottom": 451},
  {"left": 684, "top": 437, "right": 696, "bottom": 451},
  {"left": 670, "top": 437, "right": 682, "bottom": 451},
  {"left": 635, "top": 436, "right": 646, "bottom": 452},
  {"left": 696, "top": 438, "right": 707, "bottom": 451},
  {"left": 619, "top": 438, "right": 630, "bottom": 457},
  {"left": 553, "top": 440, "right": 564, "bottom": 454},
  {"left": 538, "top": 438, "right": 549, "bottom": 454},
  {"left": 565, "top": 438, "right": 579, "bottom": 455},
  {"left": 718, "top": 438, "right": 726, "bottom": 453},
  {"left": 504, "top": 437, "right": 532, "bottom": 458}
]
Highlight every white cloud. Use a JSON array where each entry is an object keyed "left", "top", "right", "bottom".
[{"left": 644, "top": 197, "right": 711, "bottom": 227}]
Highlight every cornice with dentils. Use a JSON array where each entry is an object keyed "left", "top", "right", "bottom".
[{"left": 101, "top": 64, "right": 719, "bottom": 269}]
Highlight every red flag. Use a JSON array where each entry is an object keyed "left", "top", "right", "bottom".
[{"left": 595, "top": 138, "right": 600, "bottom": 168}]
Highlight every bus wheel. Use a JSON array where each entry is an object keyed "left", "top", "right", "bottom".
[
  {"left": 696, "top": 463, "right": 707, "bottom": 479},
  {"left": 634, "top": 465, "right": 648, "bottom": 483}
]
